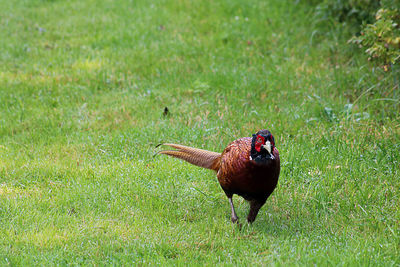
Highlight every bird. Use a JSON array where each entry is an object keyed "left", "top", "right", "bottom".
[
  {"left": 163, "top": 107, "right": 169, "bottom": 116},
  {"left": 157, "top": 129, "right": 280, "bottom": 223}
]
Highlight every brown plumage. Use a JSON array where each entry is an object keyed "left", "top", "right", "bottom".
[{"left": 157, "top": 129, "right": 280, "bottom": 223}]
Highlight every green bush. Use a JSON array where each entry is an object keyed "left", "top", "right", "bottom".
[
  {"left": 351, "top": 1, "right": 400, "bottom": 68},
  {"left": 315, "top": 0, "right": 400, "bottom": 68},
  {"left": 315, "top": 0, "right": 380, "bottom": 26}
]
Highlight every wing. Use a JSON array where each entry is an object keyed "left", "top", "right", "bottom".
[{"left": 217, "top": 137, "right": 252, "bottom": 189}]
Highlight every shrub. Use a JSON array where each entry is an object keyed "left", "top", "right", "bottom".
[
  {"left": 315, "top": 0, "right": 400, "bottom": 69},
  {"left": 350, "top": 1, "right": 400, "bottom": 68},
  {"left": 315, "top": 0, "right": 380, "bottom": 26}
]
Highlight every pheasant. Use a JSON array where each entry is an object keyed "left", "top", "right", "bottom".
[{"left": 157, "top": 129, "right": 280, "bottom": 223}]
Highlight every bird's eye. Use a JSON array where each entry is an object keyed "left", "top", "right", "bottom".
[{"left": 257, "top": 137, "right": 263, "bottom": 143}]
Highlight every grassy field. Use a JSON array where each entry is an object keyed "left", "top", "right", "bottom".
[{"left": 0, "top": 0, "right": 399, "bottom": 265}]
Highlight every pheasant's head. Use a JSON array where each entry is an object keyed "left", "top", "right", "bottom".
[{"left": 250, "top": 129, "right": 276, "bottom": 164}]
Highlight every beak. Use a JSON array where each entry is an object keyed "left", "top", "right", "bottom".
[
  {"left": 262, "top": 141, "right": 275, "bottom": 160},
  {"left": 262, "top": 141, "right": 272, "bottom": 154}
]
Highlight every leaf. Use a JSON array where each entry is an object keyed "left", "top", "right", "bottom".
[{"left": 324, "top": 107, "right": 338, "bottom": 122}]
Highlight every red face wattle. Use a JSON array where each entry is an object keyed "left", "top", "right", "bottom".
[{"left": 254, "top": 135, "right": 265, "bottom": 152}]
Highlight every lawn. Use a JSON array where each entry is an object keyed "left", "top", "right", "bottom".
[{"left": 0, "top": 0, "right": 399, "bottom": 265}]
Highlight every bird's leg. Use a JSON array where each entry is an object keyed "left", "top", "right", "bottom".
[
  {"left": 228, "top": 197, "right": 239, "bottom": 223},
  {"left": 247, "top": 199, "right": 265, "bottom": 223}
]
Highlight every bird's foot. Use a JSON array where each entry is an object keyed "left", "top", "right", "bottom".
[
  {"left": 231, "top": 215, "right": 243, "bottom": 229},
  {"left": 246, "top": 218, "right": 255, "bottom": 224},
  {"left": 231, "top": 215, "right": 239, "bottom": 224}
]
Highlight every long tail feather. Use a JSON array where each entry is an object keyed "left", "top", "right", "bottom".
[{"left": 157, "top": 143, "right": 221, "bottom": 171}]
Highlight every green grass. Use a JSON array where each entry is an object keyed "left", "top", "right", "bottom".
[{"left": 0, "top": 0, "right": 399, "bottom": 265}]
